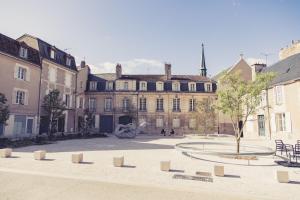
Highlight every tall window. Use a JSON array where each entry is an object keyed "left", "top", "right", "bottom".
[
  {"left": 156, "top": 82, "right": 164, "bottom": 91},
  {"left": 275, "top": 113, "right": 286, "bottom": 132},
  {"left": 124, "top": 82, "right": 129, "bottom": 90},
  {"left": 17, "top": 67, "right": 27, "bottom": 81},
  {"left": 123, "top": 98, "right": 129, "bottom": 111},
  {"left": 50, "top": 49, "right": 55, "bottom": 59},
  {"left": 139, "top": 97, "right": 147, "bottom": 111},
  {"left": 48, "top": 67, "right": 56, "bottom": 82},
  {"left": 140, "top": 82, "right": 147, "bottom": 91},
  {"left": 172, "top": 82, "right": 180, "bottom": 91},
  {"left": 79, "top": 97, "right": 83, "bottom": 108},
  {"left": 173, "top": 98, "right": 181, "bottom": 112},
  {"left": 205, "top": 83, "right": 212, "bottom": 92},
  {"left": 105, "top": 98, "right": 112, "bottom": 111},
  {"left": 89, "top": 98, "right": 96, "bottom": 111},
  {"left": 189, "top": 99, "right": 196, "bottom": 111},
  {"left": 275, "top": 86, "right": 283, "bottom": 104},
  {"left": 19, "top": 47, "right": 28, "bottom": 59},
  {"left": 66, "top": 57, "right": 72, "bottom": 66},
  {"left": 16, "top": 91, "right": 25, "bottom": 105},
  {"left": 189, "top": 83, "right": 196, "bottom": 92},
  {"left": 90, "top": 81, "right": 97, "bottom": 90},
  {"left": 65, "top": 94, "right": 70, "bottom": 107},
  {"left": 156, "top": 116, "right": 163, "bottom": 128},
  {"left": 106, "top": 81, "right": 113, "bottom": 91},
  {"left": 156, "top": 98, "right": 164, "bottom": 111},
  {"left": 65, "top": 73, "right": 72, "bottom": 88}
]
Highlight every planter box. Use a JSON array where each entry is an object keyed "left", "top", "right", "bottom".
[
  {"left": 214, "top": 165, "right": 224, "bottom": 177},
  {"left": 34, "top": 150, "right": 46, "bottom": 160},
  {"left": 72, "top": 153, "right": 83, "bottom": 163},
  {"left": 160, "top": 161, "right": 171, "bottom": 171},
  {"left": 0, "top": 148, "right": 12, "bottom": 158},
  {"left": 276, "top": 171, "right": 289, "bottom": 183},
  {"left": 113, "top": 156, "right": 124, "bottom": 167}
]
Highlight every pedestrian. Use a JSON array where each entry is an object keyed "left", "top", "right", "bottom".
[
  {"left": 161, "top": 129, "right": 166, "bottom": 136},
  {"left": 170, "top": 129, "right": 175, "bottom": 136}
]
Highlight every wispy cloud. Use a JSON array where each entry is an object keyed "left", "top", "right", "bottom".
[{"left": 88, "top": 58, "right": 164, "bottom": 74}]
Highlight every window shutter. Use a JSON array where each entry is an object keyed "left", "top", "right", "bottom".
[
  {"left": 12, "top": 90, "right": 17, "bottom": 104},
  {"left": 95, "top": 115, "right": 99, "bottom": 128},
  {"left": 26, "top": 69, "right": 30, "bottom": 82},
  {"left": 285, "top": 112, "right": 292, "bottom": 133},
  {"left": 281, "top": 86, "right": 285, "bottom": 104},
  {"left": 14, "top": 66, "right": 18, "bottom": 79},
  {"left": 24, "top": 91, "right": 29, "bottom": 105},
  {"left": 270, "top": 113, "right": 276, "bottom": 133}
]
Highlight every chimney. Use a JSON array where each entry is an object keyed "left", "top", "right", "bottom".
[
  {"left": 165, "top": 63, "right": 172, "bottom": 80},
  {"left": 251, "top": 63, "right": 266, "bottom": 81},
  {"left": 116, "top": 63, "right": 122, "bottom": 79},
  {"left": 80, "top": 60, "right": 86, "bottom": 68}
]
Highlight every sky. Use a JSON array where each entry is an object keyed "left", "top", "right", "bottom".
[{"left": 0, "top": 0, "right": 299, "bottom": 77}]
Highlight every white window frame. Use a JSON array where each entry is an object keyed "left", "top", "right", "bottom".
[
  {"left": 104, "top": 98, "right": 113, "bottom": 111},
  {"left": 275, "top": 113, "right": 286, "bottom": 132},
  {"left": 17, "top": 67, "right": 27, "bottom": 81},
  {"left": 123, "top": 98, "right": 129, "bottom": 111},
  {"left": 275, "top": 85, "right": 283, "bottom": 105},
  {"left": 172, "top": 82, "right": 180, "bottom": 91},
  {"left": 50, "top": 49, "right": 55, "bottom": 59},
  {"left": 66, "top": 57, "right": 72, "bottom": 66},
  {"left": 139, "top": 97, "right": 147, "bottom": 111},
  {"left": 19, "top": 47, "right": 28, "bottom": 59},
  {"left": 106, "top": 81, "right": 114, "bottom": 91},
  {"left": 205, "top": 83, "right": 212, "bottom": 92},
  {"left": 140, "top": 81, "right": 147, "bottom": 91},
  {"left": 89, "top": 98, "right": 96, "bottom": 111},
  {"left": 16, "top": 90, "right": 26, "bottom": 105},
  {"left": 189, "top": 98, "right": 196, "bottom": 112},
  {"left": 124, "top": 82, "right": 129, "bottom": 90},
  {"left": 90, "top": 81, "right": 97, "bottom": 90},
  {"left": 189, "top": 82, "right": 196, "bottom": 92},
  {"left": 173, "top": 98, "right": 181, "bottom": 112},
  {"left": 156, "top": 98, "right": 164, "bottom": 111},
  {"left": 156, "top": 81, "right": 164, "bottom": 91}
]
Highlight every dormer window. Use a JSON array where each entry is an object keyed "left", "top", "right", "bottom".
[
  {"left": 106, "top": 81, "right": 114, "bottom": 91},
  {"left": 66, "top": 57, "right": 72, "bottom": 66},
  {"left": 140, "top": 81, "right": 147, "bottom": 91},
  {"left": 50, "top": 49, "right": 55, "bottom": 59},
  {"left": 172, "top": 82, "right": 180, "bottom": 91},
  {"left": 156, "top": 82, "right": 164, "bottom": 91},
  {"left": 19, "top": 47, "right": 28, "bottom": 59},
  {"left": 124, "top": 82, "right": 129, "bottom": 90},
  {"left": 189, "top": 82, "right": 196, "bottom": 92},
  {"left": 205, "top": 83, "right": 212, "bottom": 92},
  {"left": 90, "top": 81, "right": 97, "bottom": 90}
]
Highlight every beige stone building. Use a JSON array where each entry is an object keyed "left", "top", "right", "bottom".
[
  {"left": 79, "top": 63, "right": 217, "bottom": 135},
  {"left": 244, "top": 52, "right": 300, "bottom": 140},
  {"left": 17, "top": 34, "right": 78, "bottom": 134},
  {"left": 0, "top": 33, "right": 41, "bottom": 137},
  {"left": 279, "top": 40, "right": 300, "bottom": 60}
]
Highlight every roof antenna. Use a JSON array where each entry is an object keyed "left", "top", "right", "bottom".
[{"left": 260, "top": 52, "right": 273, "bottom": 66}]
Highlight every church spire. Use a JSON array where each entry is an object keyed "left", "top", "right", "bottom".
[{"left": 200, "top": 43, "right": 207, "bottom": 77}]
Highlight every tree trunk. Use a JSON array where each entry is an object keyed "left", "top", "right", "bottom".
[{"left": 236, "top": 138, "right": 240, "bottom": 154}]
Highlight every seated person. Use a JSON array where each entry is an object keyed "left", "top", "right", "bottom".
[
  {"left": 170, "top": 129, "right": 175, "bottom": 135},
  {"left": 161, "top": 129, "right": 166, "bottom": 136}
]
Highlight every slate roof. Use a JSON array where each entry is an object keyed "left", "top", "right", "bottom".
[
  {"left": 0, "top": 33, "right": 40, "bottom": 66},
  {"left": 262, "top": 53, "right": 300, "bottom": 85},
  {"left": 18, "top": 34, "right": 77, "bottom": 71}
]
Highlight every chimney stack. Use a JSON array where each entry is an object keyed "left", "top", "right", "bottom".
[
  {"left": 80, "top": 60, "right": 86, "bottom": 68},
  {"left": 251, "top": 63, "right": 266, "bottom": 81},
  {"left": 116, "top": 63, "right": 122, "bottom": 79},
  {"left": 165, "top": 63, "right": 172, "bottom": 80}
]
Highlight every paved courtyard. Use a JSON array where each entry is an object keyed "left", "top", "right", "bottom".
[{"left": 0, "top": 135, "right": 299, "bottom": 200}]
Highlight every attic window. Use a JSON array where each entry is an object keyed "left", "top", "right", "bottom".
[
  {"left": 19, "top": 47, "right": 28, "bottom": 59},
  {"left": 50, "top": 49, "right": 55, "bottom": 59},
  {"left": 66, "top": 57, "right": 71, "bottom": 66}
]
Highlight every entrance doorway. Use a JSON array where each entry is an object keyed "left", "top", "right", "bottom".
[
  {"left": 258, "top": 115, "right": 265, "bottom": 136},
  {"left": 100, "top": 115, "right": 113, "bottom": 133}
]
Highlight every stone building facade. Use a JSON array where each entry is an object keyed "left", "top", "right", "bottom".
[
  {"left": 80, "top": 59, "right": 217, "bottom": 135},
  {"left": 0, "top": 33, "right": 41, "bottom": 137},
  {"left": 17, "top": 34, "right": 77, "bottom": 134}
]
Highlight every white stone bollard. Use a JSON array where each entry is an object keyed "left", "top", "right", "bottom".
[
  {"left": 214, "top": 165, "right": 224, "bottom": 177},
  {"left": 276, "top": 171, "right": 289, "bottom": 183},
  {"left": 72, "top": 153, "right": 83, "bottom": 163},
  {"left": 34, "top": 150, "right": 46, "bottom": 160},
  {"left": 0, "top": 148, "right": 12, "bottom": 158},
  {"left": 160, "top": 161, "right": 171, "bottom": 171},
  {"left": 113, "top": 156, "right": 124, "bottom": 167}
]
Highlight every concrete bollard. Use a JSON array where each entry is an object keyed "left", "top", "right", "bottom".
[
  {"left": 160, "top": 161, "right": 171, "bottom": 171},
  {"left": 72, "top": 153, "right": 83, "bottom": 163},
  {"left": 113, "top": 156, "right": 124, "bottom": 167},
  {"left": 214, "top": 165, "right": 224, "bottom": 177},
  {"left": 0, "top": 148, "right": 12, "bottom": 158},
  {"left": 276, "top": 171, "right": 289, "bottom": 183},
  {"left": 34, "top": 150, "right": 46, "bottom": 160}
]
